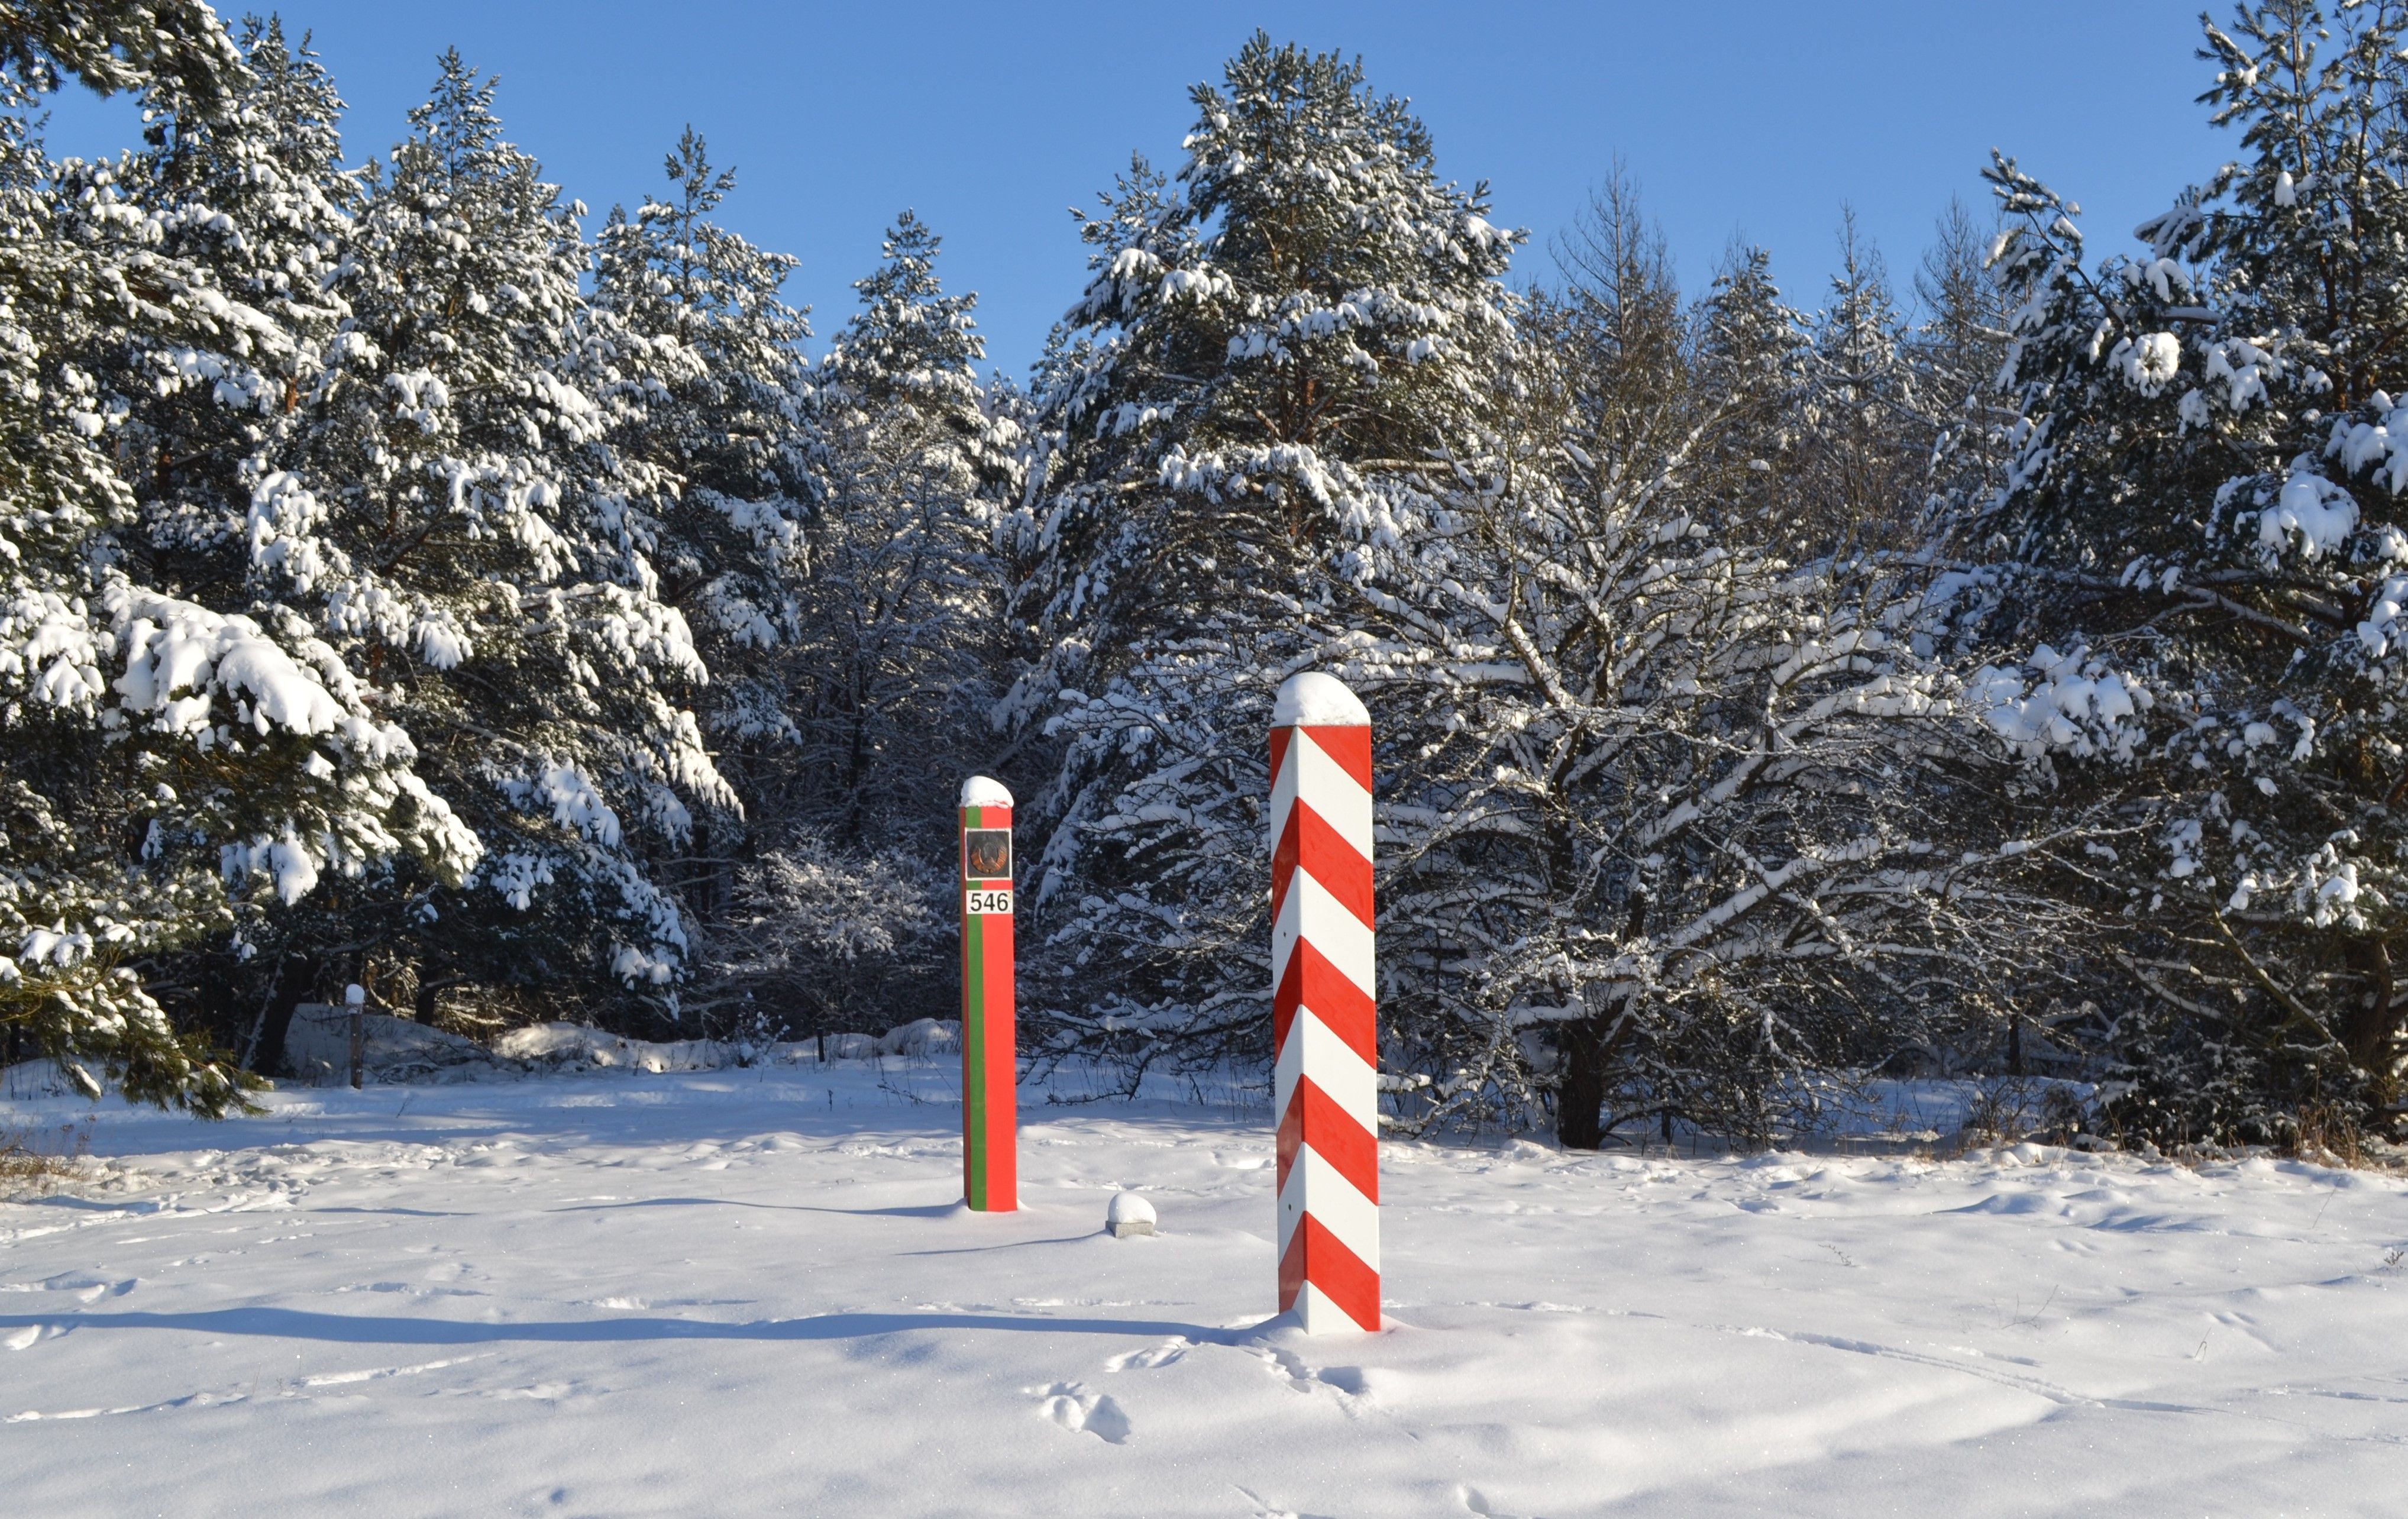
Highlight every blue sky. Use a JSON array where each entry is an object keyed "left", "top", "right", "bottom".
[{"left": 42, "top": 1, "right": 2228, "bottom": 378}]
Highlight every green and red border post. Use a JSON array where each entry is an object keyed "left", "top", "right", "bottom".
[{"left": 959, "top": 775, "right": 1017, "bottom": 1211}]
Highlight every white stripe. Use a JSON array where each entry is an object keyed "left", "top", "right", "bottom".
[
  {"left": 1295, "top": 1279, "right": 1377, "bottom": 1334},
  {"left": 1268, "top": 726, "right": 1373, "bottom": 861},
  {"left": 1269, "top": 728, "right": 1301, "bottom": 852},
  {"left": 1275, "top": 1145, "right": 1380, "bottom": 1269},
  {"left": 1274, "top": 1007, "right": 1378, "bottom": 1132},
  {"left": 1291, "top": 729, "right": 1373, "bottom": 859},
  {"left": 1270, "top": 867, "right": 1374, "bottom": 998}
]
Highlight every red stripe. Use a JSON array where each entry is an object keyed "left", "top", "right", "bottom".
[
  {"left": 1278, "top": 1215, "right": 1305, "bottom": 1311},
  {"left": 1268, "top": 726, "right": 1291, "bottom": 788},
  {"left": 1302, "top": 725, "right": 1372, "bottom": 793},
  {"left": 1293, "top": 800, "right": 1372, "bottom": 927},
  {"left": 1269, "top": 798, "right": 1371, "bottom": 932},
  {"left": 1270, "top": 797, "right": 1300, "bottom": 924},
  {"left": 980, "top": 910, "right": 1016, "bottom": 1210},
  {"left": 1272, "top": 938, "right": 1376, "bottom": 1066},
  {"left": 1275, "top": 1074, "right": 1379, "bottom": 1203},
  {"left": 1278, "top": 1215, "right": 1381, "bottom": 1329}
]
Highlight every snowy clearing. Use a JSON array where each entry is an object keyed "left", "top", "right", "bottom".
[{"left": 4, "top": 1066, "right": 2406, "bottom": 1517}]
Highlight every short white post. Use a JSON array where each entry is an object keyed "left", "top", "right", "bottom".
[{"left": 1269, "top": 672, "right": 1379, "bottom": 1333}]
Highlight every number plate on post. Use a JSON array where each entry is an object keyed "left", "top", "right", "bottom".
[{"left": 965, "top": 887, "right": 1014, "bottom": 916}]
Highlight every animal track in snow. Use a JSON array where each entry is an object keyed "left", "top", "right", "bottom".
[{"left": 1027, "top": 1381, "right": 1132, "bottom": 1443}]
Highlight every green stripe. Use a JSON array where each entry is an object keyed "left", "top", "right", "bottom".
[{"left": 962, "top": 890, "right": 990, "bottom": 1208}]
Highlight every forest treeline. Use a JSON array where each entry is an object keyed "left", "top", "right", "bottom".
[{"left": 4, "top": 0, "right": 2406, "bottom": 1151}]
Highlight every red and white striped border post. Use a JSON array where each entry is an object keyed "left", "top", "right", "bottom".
[{"left": 1269, "top": 671, "right": 1379, "bottom": 1333}]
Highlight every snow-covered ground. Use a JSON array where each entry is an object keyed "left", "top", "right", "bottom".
[{"left": 4, "top": 1062, "right": 2405, "bottom": 1517}]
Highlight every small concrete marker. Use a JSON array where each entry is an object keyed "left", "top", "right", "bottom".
[{"left": 1106, "top": 1191, "right": 1157, "bottom": 1238}]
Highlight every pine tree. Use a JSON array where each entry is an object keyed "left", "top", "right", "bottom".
[
  {"left": 696, "top": 212, "right": 1011, "bottom": 1038},
  {"left": 592, "top": 127, "right": 817, "bottom": 766},
  {"left": 88, "top": 15, "right": 357, "bottom": 620},
  {"left": 1966, "top": 1, "right": 2408, "bottom": 1140},
  {"left": 1006, "top": 34, "right": 1519, "bottom": 1064},
  {"left": 208, "top": 52, "right": 732, "bottom": 1035},
  {"left": 1544, "top": 166, "right": 1693, "bottom": 476},
  {"left": 1694, "top": 241, "right": 1812, "bottom": 520},
  {"left": 1, "top": 5, "right": 470, "bottom": 1108}
]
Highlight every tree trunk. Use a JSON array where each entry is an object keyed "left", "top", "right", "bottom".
[
  {"left": 1557, "top": 1014, "right": 1609, "bottom": 1150},
  {"left": 252, "top": 960, "right": 317, "bottom": 1078},
  {"left": 2346, "top": 935, "right": 2396, "bottom": 1071},
  {"left": 1556, "top": 883, "right": 1645, "bottom": 1150}
]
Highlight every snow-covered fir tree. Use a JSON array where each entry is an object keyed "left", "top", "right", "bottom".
[
  {"left": 1794, "top": 216, "right": 1925, "bottom": 547},
  {"left": 1911, "top": 198, "right": 2016, "bottom": 533},
  {"left": 1692, "top": 241, "right": 1812, "bottom": 522}
]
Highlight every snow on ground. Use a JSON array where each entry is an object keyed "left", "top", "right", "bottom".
[{"left": 4, "top": 1062, "right": 2406, "bottom": 1517}]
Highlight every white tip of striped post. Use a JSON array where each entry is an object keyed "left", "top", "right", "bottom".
[
  {"left": 959, "top": 775, "right": 1014, "bottom": 807},
  {"left": 1272, "top": 672, "right": 1368, "bottom": 728}
]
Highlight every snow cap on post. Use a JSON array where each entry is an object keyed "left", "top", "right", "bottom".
[
  {"left": 1273, "top": 671, "right": 1369, "bottom": 728},
  {"left": 959, "top": 775, "right": 1014, "bottom": 808}
]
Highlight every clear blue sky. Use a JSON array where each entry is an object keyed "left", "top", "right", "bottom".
[{"left": 41, "top": 1, "right": 2228, "bottom": 379}]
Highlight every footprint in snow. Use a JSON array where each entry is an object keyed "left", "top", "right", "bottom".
[
  {"left": 1250, "top": 1346, "right": 1382, "bottom": 1403},
  {"left": 1028, "top": 1381, "right": 1133, "bottom": 1443},
  {"left": 1104, "top": 1337, "right": 1188, "bottom": 1372}
]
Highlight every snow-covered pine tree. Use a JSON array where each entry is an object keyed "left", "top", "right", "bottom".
[
  {"left": 806, "top": 210, "right": 1015, "bottom": 827},
  {"left": 697, "top": 212, "right": 1013, "bottom": 1038},
  {"left": 0, "top": 1, "right": 243, "bottom": 109},
  {"left": 1795, "top": 215, "right": 1925, "bottom": 548},
  {"left": 205, "top": 52, "right": 732, "bottom": 1036},
  {"left": 1, "top": 6, "right": 475, "bottom": 1108},
  {"left": 1964, "top": 1, "right": 2408, "bottom": 1140},
  {"left": 592, "top": 128, "right": 817, "bottom": 800},
  {"left": 1910, "top": 198, "right": 2016, "bottom": 535},
  {"left": 1005, "top": 34, "right": 1518, "bottom": 1068},
  {"left": 1693, "top": 241, "right": 1813, "bottom": 528}
]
